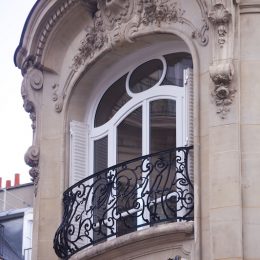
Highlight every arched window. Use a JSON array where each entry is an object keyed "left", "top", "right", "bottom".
[
  {"left": 91, "top": 52, "right": 193, "bottom": 172},
  {"left": 67, "top": 51, "right": 194, "bottom": 250}
]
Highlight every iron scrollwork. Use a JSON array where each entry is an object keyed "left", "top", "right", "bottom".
[{"left": 54, "top": 146, "right": 194, "bottom": 259}]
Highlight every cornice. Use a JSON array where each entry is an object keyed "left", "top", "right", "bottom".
[
  {"left": 240, "top": 3, "right": 260, "bottom": 13},
  {"left": 15, "top": 0, "right": 90, "bottom": 74}
]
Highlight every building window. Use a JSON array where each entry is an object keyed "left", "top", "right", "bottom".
[{"left": 54, "top": 52, "right": 194, "bottom": 259}]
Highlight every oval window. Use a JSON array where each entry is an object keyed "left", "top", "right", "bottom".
[{"left": 128, "top": 59, "right": 164, "bottom": 93}]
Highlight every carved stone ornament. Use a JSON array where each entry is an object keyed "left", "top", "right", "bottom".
[
  {"left": 21, "top": 77, "right": 36, "bottom": 130},
  {"left": 21, "top": 68, "right": 43, "bottom": 129},
  {"left": 209, "top": 62, "right": 235, "bottom": 118},
  {"left": 72, "top": 0, "right": 209, "bottom": 71},
  {"left": 25, "top": 145, "right": 40, "bottom": 195},
  {"left": 27, "top": 68, "right": 44, "bottom": 90},
  {"left": 50, "top": 0, "right": 209, "bottom": 113},
  {"left": 208, "top": 2, "right": 231, "bottom": 47}
]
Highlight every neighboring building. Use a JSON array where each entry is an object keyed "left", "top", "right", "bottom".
[
  {"left": 0, "top": 175, "right": 33, "bottom": 260},
  {"left": 14, "top": 0, "right": 260, "bottom": 260}
]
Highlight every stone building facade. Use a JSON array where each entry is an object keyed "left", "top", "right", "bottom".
[{"left": 14, "top": 0, "right": 260, "bottom": 259}]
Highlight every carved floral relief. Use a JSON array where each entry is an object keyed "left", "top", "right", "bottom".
[{"left": 71, "top": 0, "right": 209, "bottom": 72}]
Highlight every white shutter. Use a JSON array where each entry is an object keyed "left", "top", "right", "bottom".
[
  {"left": 70, "top": 121, "right": 88, "bottom": 185},
  {"left": 69, "top": 121, "right": 90, "bottom": 246},
  {"left": 184, "top": 68, "right": 193, "bottom": 146},
  {"left": 184, "top": 68, "right": 194, "bottom": 184}
]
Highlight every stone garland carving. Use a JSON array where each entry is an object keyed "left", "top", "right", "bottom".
[
  {"left": 141, "top": 0, "right": 185, "bottom": 26},
  {"left": 209, "top": 62, "right": 235, "bottom": 118},
  {"left": 51, "top": 0, "right": 209, "bottom": 113},
  {"left": 208, "top": 2, "right": 231, "bottom": 47},
  {"left": 72, "top": 0, "right": 209, "bottom": 71},
  {"left": 49, "top": 0, "right": 210, "bottom": 113}
]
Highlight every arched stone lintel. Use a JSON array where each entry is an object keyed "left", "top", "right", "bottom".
[{"left": 59, "top": 27, "right": 202, "bottom": 118}]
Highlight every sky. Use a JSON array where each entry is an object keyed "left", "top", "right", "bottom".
[{"left": 0, "top": 1, "right": 37, "bottom": 186}]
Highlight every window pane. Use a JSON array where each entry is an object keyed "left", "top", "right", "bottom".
[
  {"left": 117, "top": 107, "right": 142, "bottom": 163},
  {"left": 95, "top": 74, "right": 130, "bottom": 127},
  {"left": 116, "top": 107, "right": 142, "bottom": 236},
  {"left": 129, "top": 59, "right": 163, "bottom": 93},
  {"left": 93, "top": 136, "right": 108, "bottom": 243},
  {"left": 149, "top": 99, "right": 177, "bottom": 222},
  {"left": 94, "top": 136, "right": 108, "bottom": 173},
  {"left": 162, "top": 53, "right": 192, "bottom": 87},
  {"left": 150, "top": 99, "right": 176, "bottom": 153}
]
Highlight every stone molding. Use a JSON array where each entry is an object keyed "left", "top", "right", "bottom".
[
  {"left": 239, "top": 3, "right": 260, "bottom": 14},
  {"left": 208, "top": 0, "right": 237, "bottom": 118},
  {"left": 35, "top": 0, "right": 80, "bottom": 62}
]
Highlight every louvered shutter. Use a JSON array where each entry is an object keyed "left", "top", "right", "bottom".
[
  {"left": 184, "top": 68, "right": 193, "bottom": 147},
  {"left": 70, "top": 121, "right": 88, "bottom": 185},
  {"left": 69, "top": 121, "right": 89, "bottom": 247},
  {"left": 184, "top": 68, "right": 194, "bottom": 187}
]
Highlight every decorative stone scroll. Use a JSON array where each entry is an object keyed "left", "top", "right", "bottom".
[
  {"left": 21, "top": 66, "right": 44, "bottom": 195},
  {"left": 208, "top": 0, "right": 237, "bottom": 118},
  {"left": 24, "top": 145, "right": 40, "bottom": 195}
]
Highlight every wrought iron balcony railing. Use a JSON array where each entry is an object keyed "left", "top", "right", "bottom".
[{"left": 54, "top": 146, "right": 193, "bottom": 259}]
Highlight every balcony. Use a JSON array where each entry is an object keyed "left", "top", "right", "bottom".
[{"left": 54, "top": 146, "right": 194, "bottom": 259}]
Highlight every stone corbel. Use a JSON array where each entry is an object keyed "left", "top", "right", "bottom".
[
  {"left": 25, "top": 145, "right": 40, "bottom": 196},
  {"left": 208, "top": 0, "right": 236, "bottom": 118},
  {"left": 21, "top": 62, "right": 44, "bottom": 195},
  {"left": 21, "top": 67, "right": 43, "bottom": 129},
  {"left": 209, "top": 62, "right": 235, "bottom": 118}
]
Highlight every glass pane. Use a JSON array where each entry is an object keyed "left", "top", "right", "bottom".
[
  {"left": 162, "top": 53, "right": 192, "bottom": 87},
  {"left": 95, "top": 74, "right": 130, "bottom": 127},
  {"left": 93, "top": 136, "right": 108, "bottom": 243},
  {"left": 94, "top": 136, "right": 108, "bottom": 173},
  {"left": 129, "top": 59, "right": 163, "bottom": 93},
  {"left": 149, "top": 99, "right": 177, "bottom": 222},
  {"left": 116, "top": 107, "right": 142, "bottom": 236},
  {"left": 150, "top": 99, "right": 176, "bottom": 153}
]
